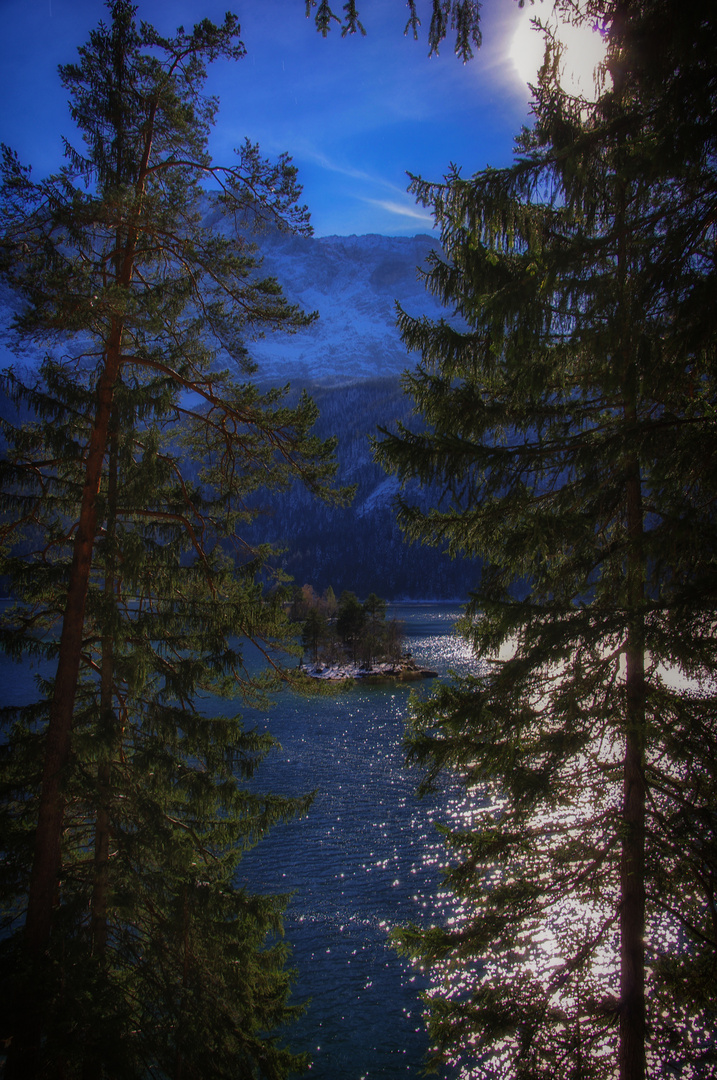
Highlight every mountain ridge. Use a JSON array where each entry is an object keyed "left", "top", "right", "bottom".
[
  {"left": 0, "top": 222, "right": 477, "bottom": 599},
  {"left": 0, "top": 219, "right": 445, "bottom": 388},
  {"left": 201, "top": 210, "right": 446, "bottom": 386}
]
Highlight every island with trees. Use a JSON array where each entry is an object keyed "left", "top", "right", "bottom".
[{"left": 290, "top": 585, "right": 437, "bottom": 682}]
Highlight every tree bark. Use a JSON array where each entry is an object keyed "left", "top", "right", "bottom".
[
  {"left": 613, "top": 117, "right": 647, "bottom": 1075},
  {"left": 24, "top": 328, "right": 123, "bottom": 954},
  {"left": 5, "top": 337, "right": 123, "bottom": 1080},
  {"left": 619, "top": 523, "right": 646, "bottom": 1080},
  {"left": 90, "top": 424, "right": 119, "bottom": 960},
  {"left": 620, "top": 395, "right": 647, "bottom": 1080}
]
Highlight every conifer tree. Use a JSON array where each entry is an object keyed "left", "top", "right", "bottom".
[
  {"left": 336, "top": 590, "right": 366, "bottom": 662},
  {"left": 361, "top": 592, "right": 387, "bottom": 666},
  {"left": 375, "top": 1, "right": 717, "bottom": 1077},
  {"left": 302, "top": 606, "right": 330, "bottom": 663},
  {"left": 0, "top": 3, "right": 344, "bottom": 1075}
]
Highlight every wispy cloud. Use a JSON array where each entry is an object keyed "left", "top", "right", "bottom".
[
  {"left": 293, "top": 143, "right": 435, "bottom": 219},
  {"left": 361, "top": 198, "right": 434, "bottom": 225},
  {"left": 295, "top": 146, "right": 434, "bottom": 219},
  {"left": 294, "top": 144, "right": 393, "bottom": 187},
  {"left": 271, "top": 138, "right": 436, "bottom": 232}
]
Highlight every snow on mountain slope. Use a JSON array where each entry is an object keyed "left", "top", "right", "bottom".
[
  {"left": 0, "top": 217, "right": 476, "bottom": 597},
  {"left": 0, "top": 205, "right": 445, "bottom": 387},
  {"left": 253, "top": 231, "right": 444, "bottom": 385},
  {"left": 202, "top": 206, "right": 445, "bottom": 385}
]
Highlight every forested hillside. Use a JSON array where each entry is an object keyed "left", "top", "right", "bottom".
[
  {"left": 248, "top": 377, "right": 480, "bottom": 599},
  {"left": 0, "top": 373, "right": 475, "bottom": 600}
]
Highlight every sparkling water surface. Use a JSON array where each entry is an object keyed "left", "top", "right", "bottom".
[
  {"left": 0, "top": 601, "right": 474, "bottom": 1078},
  {"left": 2, "top": 602, "right": 699, "bottom": 1076},
  {"left": 238, "top": 603, "right": 475, "bottom": 1078}
]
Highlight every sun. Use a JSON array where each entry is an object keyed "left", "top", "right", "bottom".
[
  {"left": 509, "top": 6, "right": 546, "bottom": 88},
  {"left": 509, "top": 3, "right": 608, "bottom": 101}
]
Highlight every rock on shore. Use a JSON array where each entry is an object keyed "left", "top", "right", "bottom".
[{"left": 305, "top": 659, "right": 438, "bottom": 683}]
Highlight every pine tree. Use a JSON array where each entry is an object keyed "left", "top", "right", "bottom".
[
  {"left": 375, "top": 1, "right": 717, "bottom": 1077},
  {"left": 361, "top": 592, "right": 387, "bottom": 667},
  {"left": 302, "top": 606, "right": 330, "bottom": 663},
  {"left": 336, "top": 590, "right": 366, "bottom": 662},
  {"left": 0, "top": 3, "right": 345, "bottom": 1075}
]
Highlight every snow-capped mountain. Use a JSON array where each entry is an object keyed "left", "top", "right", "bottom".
[
  {"left": 201, "top": 203, "right": 446, "bottom": 386},
  {"left": 1, "top": 217, "right": 445, "bottom": 386},
  {"left": 249, "top": 230, "right": 444, "bottom": 385},
  {"left": 0, "top": 220, "right": 478, "bottom": 599}
]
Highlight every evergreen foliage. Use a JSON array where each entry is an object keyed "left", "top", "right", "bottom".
[
  {"left": 375, "top": 1, "right": 717, "bottom": 1077},
  {"left": 361, "top": 592, "right": 388, "bottom": 665},
  {"left": 304, "top": 0, "right": 482, "bottom": 60},
  {"left": 295, "top": 586, "right": 404, "bottom": 669},
  {"left": 0, "top": 3, "right": 344, "bottom": 1076},
  {"left": 301, "top": 606, "right": 330, "bottom": 664},
  {"left": 244, "top": 377, "right": 482, "bottom": 601},
  {"left": 335, "top": 591, "right": 367, "bottom": 662}
]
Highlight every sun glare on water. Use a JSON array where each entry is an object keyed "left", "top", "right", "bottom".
[{"left": 509, "top": 2, "right": 609, "bottom": 101}]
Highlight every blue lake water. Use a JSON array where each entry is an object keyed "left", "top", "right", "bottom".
[
  {"left": 238, "top": 603, "right": 476, "bottom": 1078},
  {"left": 0, "top": 601, "right": 476, "bottom": 1078}
]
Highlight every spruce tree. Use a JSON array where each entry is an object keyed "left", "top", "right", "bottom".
[
  {"left": 0, "top": 3, "right": 344, "bottom": 1075},
  {"left": 375, "top": 1, "right": 717, "bottom": 1077},
  {"left": 361, "top": 592, "right": 387, "bottom": 667},
  {"left": 336, "top": 590, "right": 366, "bottom": 662},
  {"left": 302, "top": 607, "right": 330, "bottom": 664}
]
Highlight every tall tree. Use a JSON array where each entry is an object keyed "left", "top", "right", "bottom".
[
  {"left": 336, "top": 590, "right": 366, "bottom": 662},
  {"left": 361, "top": 592, "right": 387, "bottom": 666},
  {"left": 375, "top": 1, "right": 717, "bottom": 1077},
  {"left": 1, "top": 361, "right": 325, "bottom": 1077},
  {"left": 302, "top": 606, "right": 330, "bottom": 663},
  {"left": 0, "top": 2, "right": 344, "bottom": 1075}
]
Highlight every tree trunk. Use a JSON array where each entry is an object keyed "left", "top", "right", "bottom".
[
  {"left": 25, "top": 333, "right": 122, "bottom": 941},
  {"left": 5, "top": 343, "right": 121, "bottom": 1080},
  {"left": 9, "top": 93, "right": 155, "bottom": 1072},
  {"left": 91, "top": 424, "right": 119, "bottom": 961},
  {"left": 614, "top": 131, "right": 647, "bottom": 1078},
  {"left": 175, "top": 890, "right": 191, "bottom": 1080},
  {"left": 79, "top": 426, "right": 120, "bottom": 1080},
  {"left": 619, "top": 452, "right": 646, "bottom": 1080}
]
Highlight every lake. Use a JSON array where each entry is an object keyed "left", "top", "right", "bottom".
[
  {"left": 0, "top": 601, "right": 476, "bottom": 1078},
  {"left": 239, "top": 603, "right": 476, "bottom": 1078}
]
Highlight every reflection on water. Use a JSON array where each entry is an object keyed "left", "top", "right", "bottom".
[
  {"left": 2, "top": 600, "right": 708, "bottom": 1077},
  {"left": 0, "top": 601, "right": 471, "bottom": 1079},
  {"left": 387, "top": 624, "right": 700, "bottom": 1080},
  {"left": 397, "top": 602, "right": 477, "bottom": 688},
  {"left": 238, "top": 603, "right": 475, "bottom": 1078},
  {"left": 3, "top": 599, "right": 704, "bottom": 1077}
]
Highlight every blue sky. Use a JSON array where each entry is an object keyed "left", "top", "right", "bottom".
[{"left": 0, "top": 0, "right": 541, "bottom": 236}]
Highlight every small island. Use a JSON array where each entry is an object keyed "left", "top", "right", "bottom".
[
  {"left": 291, "top": 585, "right": 438, "bottom": 684},
  {"left": 305, "top": 657, "right": 439, "bottom": 683}
]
